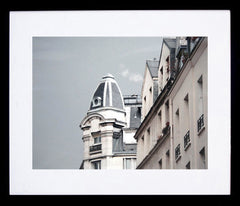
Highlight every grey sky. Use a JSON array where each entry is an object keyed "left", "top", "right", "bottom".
[{"left": 33, "top": 37, "right": 162, "bottom": 169}]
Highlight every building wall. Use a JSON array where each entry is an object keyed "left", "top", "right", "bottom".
[
  {"left": 135, "top": 37, "right": 208, "bottom": 169},
  {"left": 81, "top": 103, "right": 139, "bottom": 169},
  {"left": 141, "top": 66, "right": 155, "bottom": 119},
  {"left": 140, "top": 134, "right": 170, "bottom": 169},
  {"left": 158, "top": 43, "right": 171, "bottom": 92},
  {"left": 171, "top": 38, "right": 207, "bottom": 169}
]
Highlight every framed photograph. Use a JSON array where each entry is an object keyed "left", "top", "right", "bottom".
[{"left": 10, "top": 10, "right": 230, "bottom": 195}]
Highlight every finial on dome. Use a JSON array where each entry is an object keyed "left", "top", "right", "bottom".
[{"left": 102, "top": 73, "right": 115, "bottom": 79}]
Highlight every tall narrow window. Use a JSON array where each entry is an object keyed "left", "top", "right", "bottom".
[
  {"left": 92, "top": 160, "right": 101, "bottom": 169},
  {"left": 197, "top": 75, "right": 204, "bottom": 133},
  {"left": 184, "top": 130, "right": 191, "bottom": 150},
  {"left": 184, "top": 93, "right": 190, "bottom": 132},
  {"left": 143, "top": 96, "right": 147, "bottom": 118},
  {"left": 165, "top": 100, "right": 169, "bottom": 124},
  {"left": 186, "top": 161, "right": 191, "bottom": 169},
  {"left": 94, "top": 136, "right": 101, "bottom": 144},
  {"left": 160, "top": 66, "right": 163, "bottom": 91},
  {"left": 123, "top": 158, "right": 136, "bottom": 169},
  {"left": 147, "top": 127, "right": 151, "bottom": 151},
  {"left": 166, "top": 150, "right": 170, "bottom": 169},
  {"left": 175, "top": 108, "right": 180, "bottom": 139},
  {"left": 175, "top": 144, "right": 181, "bottom": 162},
  {"left": 158, "top": 158, "right": 162, "bottom": 169},
  {"left": 141, "top": 135, "right": 145, "bottom": 157},
  {"left": 158, "top": 110, "right": 162, "bottom": 139},
  {"left": 199, "top": 147, "right": 206, "bottom": 169}
]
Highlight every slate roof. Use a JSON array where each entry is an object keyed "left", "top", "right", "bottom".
[
  {"left": 129, "top": 107, "right": 141, "bottom": 129},
  {"left": 89, "top": 74, "right": 124, "bottom": 110},
  {"left": 163, "top": 38, "right": 177, "bottom": 49},
  {"left": 146, "top": 59, "right": 159, "bottom": 78}
]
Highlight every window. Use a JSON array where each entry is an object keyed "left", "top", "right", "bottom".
[
  {"left": 184, "top": 130, "right": 191, "bottom": 150},
  {"left": 92, "top": 160, "right": 101, "bottom": 169},
  {"left": 175, "top": 108, "right": 179, "bottom": 116},
  {"left": 94, "top": 136, "right": 101, "bottom": 144},
  {"left": 199, "top": 147, "right": 206, "bottom": 168},
  {"left": 186, "top": 161, "right": 190, "bottom": 169},
  {"left": 147, "top": 127, "right": 150, "bottom": 135},
  {"left": 197, "top": 114, "right": 204, "bottom": 133},
  {"left": 174, "top": 108, "right": 180, "bottom": 143},
  {"left": 160, "top": 66, "right": 163, "bottom": 75},
  {"left": 123, "top": 158, "right": 136, "bottom": 169},
  {"left": 175, "top": 144, "right": 181, "bottom": 161},
  {"left": 197, "top": 75, "right": 204, "bottom": 133},
  {"left": 184, "top": 93, "right": 189, "bottom": 102},
  {"left": 158, "top": 159, "right": 162, "bottom": 169},
  {"left": 92, "top": 96, "right": 102, "bottom": 107},
  {"left": 149, "top": 87, "right": 152, "bottom": 92},
  {"left": 165, "top": 100, "right": 169, "bottom": 124},
  {"left": 158, "top": 110, "right": 162, "bottom": 139},
  {"left": 166, "top": 56, "right": 170, "bottom": 69},
  {"left": 165, "top": 150, "right": 170, "bottom": 169},
  {"left": 184, "top": 93, "right": 190, "bottom": 132}
]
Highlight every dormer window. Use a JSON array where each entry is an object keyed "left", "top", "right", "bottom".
[
  {"left": 166, "top": 56, "right": 170, "bottom": 69},
  {"left": 160, "top": 66, "right": 163, "bottom": 75},
  {"left": 92, "top": 96, "right": 102, "bottom": 107},
  {"left": 166, "top": 56, "right": 169, "bottom": 63}
]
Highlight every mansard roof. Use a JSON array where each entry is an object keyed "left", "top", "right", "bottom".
[
  {"left": 89, "top": 73, "right": 124, "bottom": 111},
  {"left": 163, "top": 38, "right": 177, "bottom": 49}
]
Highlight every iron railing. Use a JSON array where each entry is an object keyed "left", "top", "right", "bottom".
[
  {"left": 89, "top": 144, "right": 102, "bottom": 153},
  {"left": 184, "top": 130, "right": 190, "bottom": 149},
  {"left": 197, "top": 114, "right": 204, "bottom": 132},
  {"left": 175, "top": 144, "right": 181, "bottom": 161}
]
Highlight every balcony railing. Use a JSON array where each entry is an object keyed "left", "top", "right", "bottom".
[
  {"left": 175, "top": 144, "right": 181, "bottom": 161},
  {"left": 89, "top": 144, "right": 102, "bottom": 153},
  {"left": 197, "top": 114, "right": 204, "bottom": 133},
  {"left": 184, "top": 130, "right": 190, "bottom": 149}
]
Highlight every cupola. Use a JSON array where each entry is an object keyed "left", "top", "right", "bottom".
[{"left": 89, "top": 74, "right": 124, "bottom": 111}]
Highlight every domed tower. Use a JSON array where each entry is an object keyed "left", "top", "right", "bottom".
[{"left": 80, "top": 74, "right": 138, "bottom": 169}]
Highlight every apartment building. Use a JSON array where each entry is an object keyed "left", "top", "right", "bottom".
[{"left": 135, "top": 37, "right": 208, "bottom": 169}]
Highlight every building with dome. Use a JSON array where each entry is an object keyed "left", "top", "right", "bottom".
[{"left": 79, "top": 74, "right": 141, "bottom": 169}]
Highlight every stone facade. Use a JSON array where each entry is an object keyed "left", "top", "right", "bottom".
[
  {"left": 135, "top": 37, "right": 208, "bottom": 169},
  {"left": 80, "top": 74, "right": 141, "bottom": 169}
]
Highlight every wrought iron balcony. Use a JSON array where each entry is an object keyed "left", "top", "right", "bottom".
[
  {"left": 184, "top": 130, "right": 191, "bottom": 149},
  {"left": 175, "top": 144, "right": 181, "bottom": 161},
  {"left": 89, "top": 144, "right": 102, "bottom": 153},
  {"left": 197, "top": 114, "right": 204, "bottom": 133}
]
